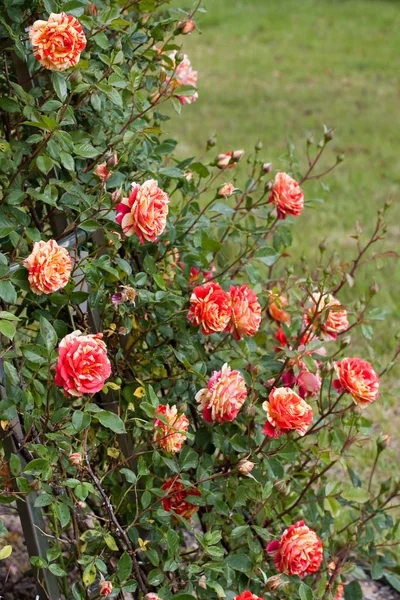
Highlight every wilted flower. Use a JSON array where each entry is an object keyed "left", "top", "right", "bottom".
[
  {"left": 269, "top": 172, "right": 304, "bottom": 219},
  {"left": 187, "top": 282, "right": 232, "bottom": 335},
  {"left": 334, "top": 357, "right": 379, "bottom": 409},
  {"left": 161, "top": 476, "right": 200, "bottom": 520},
  {"left": 116, "top": 180, "right": 169, "bottom": 243},
  {"left": 263, "top": 387, "right": 313, "bottom": 437},
  {"left": 29, "top": 12, "right": 86, "bottom": 71},
  {"left": 237, "top": 459, "right": 255, "bottom": 474},
  {"left": 23, "top": 240, "right": 72, "bottom": 295},
  {"left": 153, "top": 404, "right": 189, "bottom": 454},
  {"left": 111, "top": 286, "right": 137, "bottom": 307},
  {"left": 55, "top": 331, "right": 111, "bottom": 397},
  {"left": 196, "top": 363, "right": 247, "bottom": 423},
  {"left": 68, "top": 453, "right": 82, "bottom": 466},
  {"left": 228, "top": 285, "right": 262, "bottom": 340},
  {"left": 267, "top": 521, "right": 323, "bottom": 577},
  {"left": 218, "top": 182, "right": 235, "bottom": 197}
]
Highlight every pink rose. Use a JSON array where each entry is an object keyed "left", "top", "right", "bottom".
[
  {"left": 334, "top": 357, "right": 379, "bottom": 409},
  {"left": 23, "top": 239, "right": 72, "bottom": 295},
  {"left": 227, "top": 285, "right": 262, "bottom": 340},
  {"left": 55, "top": 331, "right": 111, "bottom": 397},
  {"left": 116, "top": 179, "right": 169, "bottom": 243},
  {"left": 196, "top": 363, "right": 247, "bottom": 423},
  {"left": 218, "top": 183, "right": 235, "bottom": 197},
  {"left": 269, "top": 172, "right": 304, "bottom": 219},
  {"left": 169, "top": 52, "right": 198, "bottom": 105}
]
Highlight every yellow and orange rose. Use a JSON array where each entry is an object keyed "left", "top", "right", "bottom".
[
  {"left": 23, "top": 239, "right": 72, "bottom": 295},
  {"left": 267, "top": 521, "right": 323, "bottom": 577}
]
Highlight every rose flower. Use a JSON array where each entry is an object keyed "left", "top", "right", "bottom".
[
  {"left": 23, "top": 239, "right": 72, "bottom": 295},
  {"left": 116, "top": 179, "right": 169, "bottom": 243},
  {"left": 187, "top": 282, "right": 232, "bottom": 335},
  {"left": 228, "top": 285, "right": 262, "bottom": 340},
  {"left": 334, "top": 357, "right": 379, "bottom": 409},
  {"left": 29, "top": 12, "right": 86, "bottom": 71},
  {"left": 196, "top": 363, "right": 247, "bottom": 423},
  {"left": 55, "top": 331, "right": 111, "bottom": 397},
  {"left": 161, "top": 476, "right": 200, "bottom": 520},
  {"left": 269, "top": 172, "right": 304, "bottom": 219},
  {"left": 305, "top": 292, "right": 348, "bottom": 339},
  {"left": 267, "top": 521, "right": 323, "bottom": 577},
  {"left": 263, "top": 387, "right": 313, "bottom": 437},
  {"left": 153, "top": 404, "right": 189, "bottom": 454}
]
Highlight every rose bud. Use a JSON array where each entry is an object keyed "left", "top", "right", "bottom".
[
  {"left": 266, "top": 575, "right": 282, "bottom": 591},
  {"left": 84, "top": 3, "right": 97, "bottom": 16},
  {"left": 377, "top": 433, "right": 391, "bottom": 453},
  {"left": 262, "top": 162, "right": 272, "bottom": 173},
  {"left": 232, "top": 149, "right": 245, "bottom": 162},
  {"left": 237, "top": 459, "right": 255, "bottom": 475},
  {"left": 111, "top": 189, "right": 124, "bottom": 204},
  {"left": 184, "top": 171, "right": 193, "bottom": 181},
  {"left": 94, "top": 162, "right": 111, "bottom": 182},
  {"left": 207, "top": 136, "right": 217, "bottom": 148},
  {"left": 177, "top": 19, "right": 196, "bottom": 34},
  {"left": 199, "top": 575, "right": 207, "bottom": 589},
  {"left": 69, "top": 452, "right": 82, "bottom": 466},
  {"left": 99, "top": 581, "right": 113, "bottom": 596},
  {"left": 106, "top": 152, "right": 118, "bottom": 167},
  {"left": 218, "top": 183, "right": 235, "bottom": 197},
  {"left": 216, "top": 152, "right": 233, "bottom": 169},
  {"left": 255, "top": 140, "right": 263, "bottom": 150}
]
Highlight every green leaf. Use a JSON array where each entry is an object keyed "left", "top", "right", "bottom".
[
  {"left": 83, "top": 563, "right": 96, "bottom": 586},
  {"left": 0, "top": 281, "right": 17, "bottom": 304},
  {"left": 0, "top": 311, "right": 19, "bottom": 321},
  {"left": 104, "top": 533, "right": 119, "bottom": 551},
  {"left": 0, "top": 97, "right": 20, "bottom": 113},
  {"left": 74, "top": 142, "right": 101, "bottom": 158},
  {"left": 24, "top": 458, "right": 49, "bottom": 475},
  {"left": 0, "top": 320, "right": 16, "bottom": 339},
  {"left": 153, "top": 274, "right": 166, "bottom": 290},
  {"left": 147, "top": 568, "right": 164, "bottom": 586},
  {"left": 344, "top": 581, "right": 363, "bottom": 600},
  {"left": 51, "top": 72, "right": 68, "bottom": 101},
  {"left": 60, "top": 151, "right": 75, "bottom": 172},
  {"left": 49, "top": 563, "right": 67, "bottom": 577},
  {"left": 341, "top": 487, "right": 370, "bottom": 504},
  {"left": 117, "top": 551, "right": 132, "bottom": 582},
  {"left": 254, "top": 246, "right": 281, "bottom": 266},
  {"left": 384, "top": 573, "right": 400, "bottom": 593},
  {"left": 158, "top": 167, "right": 184, "bottom": 179},
  {"left": 9, "top": 453, "right": 21, "bottom": 476},
  {"left": 120, "top": 468, "right": 137, "bottom": 484},
  {"left": 36, "top": 155, "right": 54, "bottom": 174},
  {"left": 55, "top": 503, "right": 70, "bottom": 528},
  {"left": 34, "top": 493, "right": 53, "bottom": 508},
  {"left": 299, "top": 582, "right": 314, "bottom": 600},
  {"left": 226, "top": 553, "right": 252, "bottom": 572},
  {"left": 179, "top": 447, "right": 198, "bottom": 471},
  {"left": 97, "top": 410, "right": 126, "bottom": 434},
  {"left": 39, "top": 316, "right": 58, "bottom": 353},
  {"left": 72, "top": 411, "right": 91, "bottom": 433}
]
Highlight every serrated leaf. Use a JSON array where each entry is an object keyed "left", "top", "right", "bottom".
[
  {"left": 97, "top": 410, "right": 126, "bottom": 434},
  {"left": 39, "top": 316, "right": 57, "bottom": 352},
  {"left": 341, "top": 487, "right": 370, "bottom": 504},
  {"left": 51, "top": 72, "right": 67, "bottom": 101}
]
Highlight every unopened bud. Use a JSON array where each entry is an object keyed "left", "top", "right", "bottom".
[
  {"left": 177, "top": 19, "right": 196, "bottom": 35},
  {"left": 175, "top": 51, "right": 184, "bottom": 63},
  {"left": 69, "top": 452, "right": 82, "bottom": 466},
  {"left": 198, "top": 575, "right": 207, "bottom": 589},
  {"left": 140, "top": 13, "right": 151, "bottom": 26},
  {"left": 255, "top": 140, "right": 263, "bottom": 151},
  {"left": 319, "top": 240, "right": 327, "bottom": 252},
  {"left": 69, "top": 71, "right": 82, "bottom": 84},
  {"left": 106, "top": 152, "right": 118, "bottom": 167},
  {"left": 84, "top": 2, "right": 97, "bottom": 16},
  {"left": 266, "top": 575, "right": 282, "bottom": 591},
  {"left": 30, "top": 479, "right": 41, "bottom": 491},
  {"left": 377, "top": 433, "right": 391, "bottom": 453},
  {"left": 244, "top": 403, "right": 256, "bottom": 417},
  {"left": 274, "top": 478, "right": 290, "bottom": 495},
  {"left": 385, "top": 199, "right": 392, "bottom": 209},
  {"left": 207, "top": 136, "right": 217, "bottom": 148},
  {"left": 99, "top": 581, "right": 113, "bottom": 596},
  {"left": 238, "top": 459, "right": 255, "bottom": 475},
  {"left": 232, "top": 149, "right": 245, "bottom": 162},
  {"left": 340, "top": 336, "right": 351, "bottom": 348},
  {"left": 337, "top": 153, "right": 345, "bottom": 163},
  {"left": 265, "top": 180, "right": 274, "bottom": 192},
  {"left": 324, "top": 128, "right": 334, "bottom": 142},
  {"left": 369, "top": 282, "right": 379, "bottom": 296},
  {"left": 111, "top": 188, "right": 123, "bottom": 204},
  {"left": 262, "top": 162, "right": 272, "bottom": 173}
]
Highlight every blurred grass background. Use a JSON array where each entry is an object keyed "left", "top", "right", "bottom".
[{"left": 168, "top": 0, "right": 400, "bottom": 470}]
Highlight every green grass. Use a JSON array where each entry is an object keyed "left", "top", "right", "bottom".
[{"left": 168, "top": 0, "right": 400, "bottom": 471}]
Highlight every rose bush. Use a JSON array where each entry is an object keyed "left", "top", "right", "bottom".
[{"left": 0, "top": 1, "right": 399, "bottom": 600}]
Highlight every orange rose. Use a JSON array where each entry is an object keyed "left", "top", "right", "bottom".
[
  {"left": 161, "top": 476, "right": 200, "bottom": 520},
  {"left": 269, "top": 172, "right": 304, "bottom": 219},
  {"left": 228, "top": 285, "right": 262, "bottom": 340},
  {"left": 153, "top": 404, "right": 189, "bottom": 454},
  {"left": 196, "top": 363, "right": 247, "bottom": 423},
  {"left": 187, "top": 282, "right": 232, "bottom": 335},
  {"left": 116, "top": 180, "right": 169, "bottom": 243},
  {"left": 268, "top": 294, "right": 290, "bottom": 324},
  {"left": 29, "top": 12, "right": 86, "bottom": 71},
  {"left": 305, "top": 293, "right": 348, "bottom": 339},
  {"left": 23, "top": 239, "right": 72, "bottom": 295},
  {"left": 334, "top": 357, "right": 379, "bottom": 409},
  {"left": 263, "top": 387, "right": 313, "bottom": 437},
  {"left": 267, "top": 521, "right": 323, "bottom": 577},
  {"left": 55, "top": 331, "right": 111, "bottom": 397}
]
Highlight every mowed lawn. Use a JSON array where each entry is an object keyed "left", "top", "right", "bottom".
[{"left": 168, "top": 0, "right": 400, "bottom": 469}]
